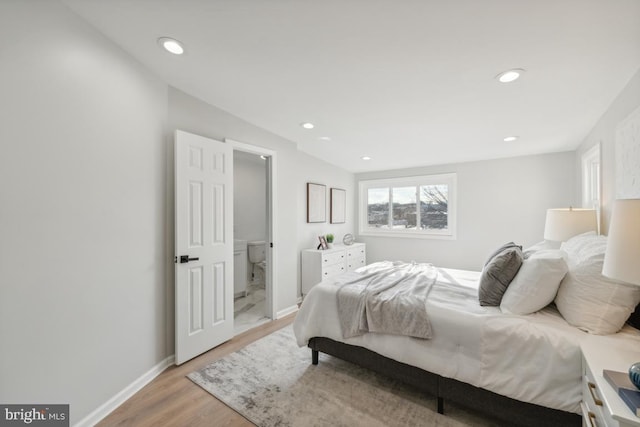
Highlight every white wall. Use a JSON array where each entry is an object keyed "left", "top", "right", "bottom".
[
  {"left": 356, "top": 152, "right": 576, "bottom": 270},
  {"left": 0, "top": 1, "right": 168, "bottom": 424},
  {"left": 233, "top": 151, "right": 267, "bottom": 243},
  {"left": 575, "top": 68, "right": 640, "bottom": 234}
]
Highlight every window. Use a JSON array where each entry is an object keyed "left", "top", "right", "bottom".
[
  {"left": 359, "top": 173, "right": 457, "bottom": 239},
  {"left": 581, "top": 144, "right": 601, "bottom": 233},
  {"left": 582, "top": 144, "right": 601, "bottom": 210}
]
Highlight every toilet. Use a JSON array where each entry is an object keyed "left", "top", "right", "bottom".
[{"left": 247, "top": 240, "right": 267, "bottom": 287}]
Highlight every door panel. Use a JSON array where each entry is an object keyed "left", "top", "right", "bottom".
[{"left": 175, "top": 130, "right": 233, "bottom": 365}]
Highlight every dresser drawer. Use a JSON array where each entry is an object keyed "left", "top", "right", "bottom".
[
  {"left": 347, "top": 256, "right": 366, "bottom": 271},
  {"left": 322, "top": 251, "right": 345, "bottom": 266},
  {"left": 346, "top": 246, "right": 366, "bottom": 259},
  {"left": 582, "top": 358, "right": 617, "bottom": 427},
  {"left": 582, "top": 401, "right": 601, "bottom": 427},
  {"left": 322, "top": 263, "right": 345, "bottom": 279},
  {"left": 582, "top": 376, "right": 606, "bottom": 426}
]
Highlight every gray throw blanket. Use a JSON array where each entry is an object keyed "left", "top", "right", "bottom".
[{"left": 336, "top": 261, "right": 437, "bottom": 339}]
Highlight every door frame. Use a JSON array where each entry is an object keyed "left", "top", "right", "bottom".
[{"left": 225, "top": 138, "right": 277, "bottom": 320}]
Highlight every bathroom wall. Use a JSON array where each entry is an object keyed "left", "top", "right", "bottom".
[{"left": 234, "top": 150, "right": 267, "bottom": 242}]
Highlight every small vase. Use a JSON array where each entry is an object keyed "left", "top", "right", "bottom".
[
  {"left": 327, "top": 243, "right": 333, "bottom": 249},
  {"left": 629, "top": 362, "right": 640, "bottom": 390}
]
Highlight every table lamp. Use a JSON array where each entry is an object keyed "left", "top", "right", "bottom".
[
  {"left": 543, "top": 207, "right": 597, "bottom": 242},
  {"left": 602, "top": 199, "right": 640, "bottom": 388}
]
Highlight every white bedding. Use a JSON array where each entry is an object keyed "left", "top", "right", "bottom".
[{"left": 293, "top": 265, "right": 640, "bottom": 414}]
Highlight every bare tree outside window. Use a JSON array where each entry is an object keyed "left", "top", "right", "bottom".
[{"left": 420, "top": 185, "right": 448, "bottom": 229}]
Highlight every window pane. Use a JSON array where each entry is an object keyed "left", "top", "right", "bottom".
[
  {"left": 420, "top": 185, "right": 448, "bottom": 230},
  {"left": 392, "top": 186, "right": 416, "bottom": 229},
  {"left": 367, "top": 188, "right": 389, "bottom": 228}
]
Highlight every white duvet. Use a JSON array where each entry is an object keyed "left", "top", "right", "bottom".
[{"left": 293, "top": 265, "right": 640, "bottom": 414}]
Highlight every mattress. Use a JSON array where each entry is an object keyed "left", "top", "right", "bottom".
[{"left": 293, "top": 266, "right": 640, "bottom": 414}]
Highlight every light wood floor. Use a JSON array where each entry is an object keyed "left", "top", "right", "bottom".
[{"left": 98, "top": 314, "right": 295, "bottom": 427}]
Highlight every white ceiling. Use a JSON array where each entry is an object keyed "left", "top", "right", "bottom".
[{"left": 63, "top": 0, "right": 640, "bottom": 173}]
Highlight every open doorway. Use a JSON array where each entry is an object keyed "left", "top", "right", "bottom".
[{"left": 226, "top": 139, "right": 276, "bottom": 335}]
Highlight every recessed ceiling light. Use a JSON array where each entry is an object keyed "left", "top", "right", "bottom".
[
  {"left": 301, "top": 122, "right": 315, "bottom": 129},
  {"left": 361, "top": 156, "right": 371, "bottom": 161},
  {"left": 318, "top": 136, "right": 331, "bottom": 141},
  {"left": 260, "top": 155, "right": 267, "bottom": 160},
  {"left": 158, "top": 37, "right": 185, "bottom": 55},
  {"left": 496, "top": 68, "right": 525, "bottom": 83},
  {"left": 503, "top": 136, "right": 519, "bottom": 142}
]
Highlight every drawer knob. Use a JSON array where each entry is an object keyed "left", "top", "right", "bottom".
[
  {"left": 588, "top": 382, "right": 603, "bottom": 406},
  {"left": 587, "top": 411, "right": 596, "bottom": 427}
]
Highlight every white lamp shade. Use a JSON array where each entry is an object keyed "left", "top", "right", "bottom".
[
  {"left": 602, "top": 199, "right": 640, "bottom": 285},
  {"left": 543, "top": 208, "right": 597, "bottom": 242}
]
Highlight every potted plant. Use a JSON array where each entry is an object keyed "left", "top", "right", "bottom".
[{"left": 325, "top": 233, "right": 334, "bottom": 248}]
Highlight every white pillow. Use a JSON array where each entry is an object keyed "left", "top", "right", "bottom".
[
  {"left": 555, "top": 255, "right": 640, "bottom": 335},
  {"left": 500, "top": 250, "right": 568, "bottom": 315},
  {"left": 559, "top": 231, "right": 606, "bottom": 268},
  {"left": 522, "top": 240, "right": 561, "bottom": 259}
]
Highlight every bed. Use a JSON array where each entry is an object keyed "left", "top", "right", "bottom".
[{"left": 293, "top": 233, "right": 640, "bottom": 427}]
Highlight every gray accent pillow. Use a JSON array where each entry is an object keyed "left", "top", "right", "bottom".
[
  {"left": 483, "top": 242, "right": 519, "bottom": 266},
  {"left": 479, "top": 245, "right": 524, "bottom": 306}
]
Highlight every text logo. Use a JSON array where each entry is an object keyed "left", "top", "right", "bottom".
[{"left": 1, "top": 405, "right": 69, "bottom": 426}]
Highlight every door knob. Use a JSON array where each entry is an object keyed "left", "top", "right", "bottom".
[{"left": 179, "top": 255, "right": 200, "bottom": 264}]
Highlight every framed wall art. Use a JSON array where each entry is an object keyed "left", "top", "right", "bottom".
[
  {"left": 307, "top": 182, "right": 326, "bottom": 223},
  {"left": 330, "top": 188, "right": 346, "bottom": 224},
  {"left": 615, "top": 105, "right": 640, "bottom": 198}
]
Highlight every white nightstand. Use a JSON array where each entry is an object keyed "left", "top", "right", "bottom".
[{"left": 581, "top": 338, "right": 640, "bottom": 427}]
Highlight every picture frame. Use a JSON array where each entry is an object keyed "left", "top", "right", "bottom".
[
  {"left": 615, "top": 105, "right": 640, "bottom": 198},
  {"left": 330, "top": 188, "right": 346, "bottom": 224},
  {"left": 317, "top": 235, "right": 328, "bottom": 250},
  {"left": 307, "top": 182, "right": 326, "bottom": 223}
]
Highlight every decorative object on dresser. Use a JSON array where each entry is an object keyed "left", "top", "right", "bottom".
[
  {"left": 630, "top": 365, "right": 640, "bottom": 390},
  {"left": 306, "top": 182, "right": 326, "bottom": 223},
  {"left": 342, "top": 233, "right": 354, "bottom": 245},
  {"left": 330, "top": 187, "right": 346, "bottom": 224},
  {"left": 301, "top": 243, "right": 365, "bottom": 295},
  {"left": 619, "top": 388, "right": 640, "bottom": 417},
  {"left": 543, "top": 207, "right": 597, "bottom": 242},
  {"left": 604, "top": 370, "right": 637, "bottom": 393},
  {"left": 317, "top": 235, "right": 328, "bottom": 250},
  {"left": 325, "top": 233, "right": 334, "bottom": 248}
]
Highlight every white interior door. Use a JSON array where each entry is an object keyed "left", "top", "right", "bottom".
[{"left": 175, "top": 130, "right": 233, "bottom": 365}]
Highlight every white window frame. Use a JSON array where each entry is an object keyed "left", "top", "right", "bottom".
[
  {"left": 581, "top": 143, "right": 601, "bottom": 234},
  {"left": 359, "top": 173, "right": 457, "bottom": 239}
]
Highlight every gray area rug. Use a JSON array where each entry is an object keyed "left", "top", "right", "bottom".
[{"left": 188, "top": 326, "right": 500, "bottom": 427}]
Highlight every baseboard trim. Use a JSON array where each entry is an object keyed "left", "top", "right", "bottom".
[
  {"left": 276, "top": 304, "right": 299, "bottom": 319},
  {"left": 74, "top": 355, "right": 175, "bottom": 427}
]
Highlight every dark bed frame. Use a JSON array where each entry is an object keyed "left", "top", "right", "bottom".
[
  {"left": 306, "top": 301, "right": 640, "bottom": 426},
  {"left": 308, "top": 337, "right": 580, "bottom": 427}
]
